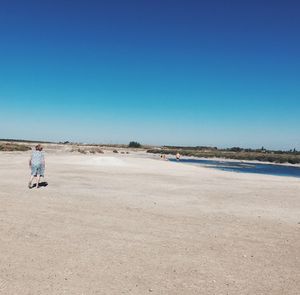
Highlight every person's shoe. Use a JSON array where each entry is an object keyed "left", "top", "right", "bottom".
[{"left": 28, "top": 182, "right": 32, "bottom": 189}]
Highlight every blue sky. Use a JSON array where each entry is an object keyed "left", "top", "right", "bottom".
[{"left": 0, "top": 0, "right": 299, "bottom": 149}]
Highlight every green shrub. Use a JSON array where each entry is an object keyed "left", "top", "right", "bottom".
[{"left": 128, "top": 141, "right": 142, "bottom": 148}]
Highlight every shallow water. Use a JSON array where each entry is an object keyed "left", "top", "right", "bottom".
[{"left": 170, "top": 158, "right": 300, "bottom": 178}]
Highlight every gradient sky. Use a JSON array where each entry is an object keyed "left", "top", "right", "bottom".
[{"left": 0, "top": 0, "right": 299, "bottom": 149}]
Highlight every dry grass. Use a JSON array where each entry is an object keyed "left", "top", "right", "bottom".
[
  {"left": 0, "top": 143, "right": 31, "bottom": 152},
  {"left": 71, "top": 147, "right": 104, "bottom": 154}
]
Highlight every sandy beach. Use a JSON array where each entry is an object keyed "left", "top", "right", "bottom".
[{"left": 0, "top": 147, "right": 299, "bottom": 295}]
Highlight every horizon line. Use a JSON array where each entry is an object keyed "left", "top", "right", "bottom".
[{"left": 1, "top": 138, "right": 298, "bottom": 152}]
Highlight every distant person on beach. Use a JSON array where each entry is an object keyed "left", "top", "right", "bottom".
[
  {"left": 160, "top": 154, "right": 168, "bottom": 161},
  {"left": 28, "top": 144, "right": 45, "bottom": 189},
  {"left": 176, "top": 152, "right": 181, "bottom": 161}
]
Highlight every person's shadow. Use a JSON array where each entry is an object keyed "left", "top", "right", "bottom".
[{"left": 31, "top": 182, "right": 48, "bottom": 188}]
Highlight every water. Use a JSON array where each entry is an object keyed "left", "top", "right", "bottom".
[{"left": 170, "top": 158, "right": 300, "bottom": 178}]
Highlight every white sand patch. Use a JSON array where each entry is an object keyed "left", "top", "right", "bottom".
[
  {"left": 28, "top": 154, "right": 129, "bottom": 167},
  {"left": 82, "top": 156, "right": 127, "bottom": 167}
]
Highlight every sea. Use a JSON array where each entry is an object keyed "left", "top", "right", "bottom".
[{"left": 170, "top": 158, "right": 300, "bottom": 178}]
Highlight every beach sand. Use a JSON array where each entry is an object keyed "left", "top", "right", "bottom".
[{"left": 0, "top": 148, "right": 299, "bottom": 294}]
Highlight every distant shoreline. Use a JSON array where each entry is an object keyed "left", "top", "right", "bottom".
[
  {"left": 147, "top": 147, "right": 300, "bottom": 165},
  {"left": 163, "top": 154, "right": 300, "bottom": 168},
  {"left": 1, "top": 139, "right": 300, "bottom": 166}
]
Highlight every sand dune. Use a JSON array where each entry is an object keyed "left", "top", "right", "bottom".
[{"left": 0, "top": 148, "right": 299, "bottom": 294}]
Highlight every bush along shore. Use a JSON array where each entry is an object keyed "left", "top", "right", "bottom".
[
  {"left": 147, "top": 146, "right": 300, "bottom": 164},
  {"left": 0, "top": 142, "right": 31, "bottom": 152}
]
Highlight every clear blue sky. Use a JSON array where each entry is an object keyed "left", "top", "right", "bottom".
[{"left": 0, "top": 0, "right": 299, "bottom": 149}]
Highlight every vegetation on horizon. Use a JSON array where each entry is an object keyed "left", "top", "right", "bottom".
[
  {"left": 0, "top": 138, "right": 55, "bottom": 144},
  {"left": 147, "top": 146, "right": 300, "bottom": 164},
  {"left": 2, "top": 138, "right": 299, "bottom": 164},
  {"left": 71, "top": 147, "right": 104, "bottom": 154},
  {"left": 128, "top": 141, "right": 142, "bottom": 148},
  {"left": 0, "top": 143, "right": 31, "bottom": 152}
]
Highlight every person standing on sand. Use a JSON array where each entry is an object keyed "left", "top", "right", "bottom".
[{"left": 28, "top": 144, "right": 45, "bottom": 189}]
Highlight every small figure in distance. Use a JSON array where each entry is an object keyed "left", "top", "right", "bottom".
[
  {"left": 28, "top": 144, "right": 45, "bottom": 189},
  {"left": 176, "top": 152, "right": 181, "bottom": 161},
  {"left": 160, "top": 154, "right": 168, "bottom": 161}
]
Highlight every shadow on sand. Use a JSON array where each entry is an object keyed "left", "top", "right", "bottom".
[{"left": 30, "top": 182, "right": 48, "bottom": 188}]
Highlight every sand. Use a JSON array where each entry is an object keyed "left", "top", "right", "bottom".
[{"left": 0, "top": 147, "right": 299, "bottom": 294}]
